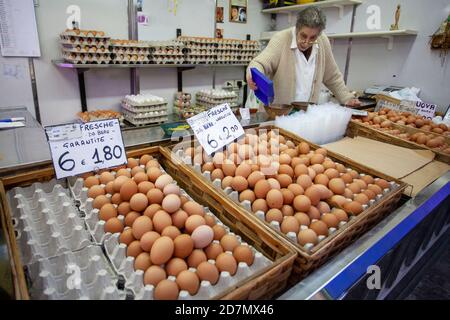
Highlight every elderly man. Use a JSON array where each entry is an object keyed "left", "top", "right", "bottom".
[{"left": 247, "top": 7, "right": 360, "bottom": 107}]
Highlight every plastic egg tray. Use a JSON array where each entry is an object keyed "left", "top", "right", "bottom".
[
  {"left": 7, "top": 180, "right": 92, "bottom": 265},
  {"left": 26, "top": 245, "right": 126, "bottom": 300},
  {"left": 99, "top": 182, "right": 271, "bottom": 300}
]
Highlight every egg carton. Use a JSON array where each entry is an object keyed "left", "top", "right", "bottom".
[
  {"left": 111, "top": 46, "right": 151, "bottom": 55},
  {"left": 26, "top": 245, "right": 126, "bottom": 300},
  {"left": 61, "top": 43, "right": 111, "bottom": 54},
  {"left": 123, "top": 114, "right": 169, "bottom": 126},
  {"left": 7, "top": 185, "right": 91, "bottom": 265},
  {"left": 173, "top": 101, "right": 191, "bottom": 108},
  {"left": 63, "top": 52, "right": 112, "bottom": 65},
  {"left": 121, "top": 102, "right": 167, "bottom": 114},
  {"left": 61, "top": 29, "right": 107, "bottom": 38},
  {"left": 59, "top": 38, "right": 110, "bottom": 47},
  {"left": 102, "top": 189, "right": 271, "bottom": 300},
  {"left": 151, "top": 57, "right": 185, "bottom": 65},
  {"left": 123, "top": 94, "right": 167, "bottom": 107},
  {"left": 112, "top": 54, "right": 150, "bottom": 64},
  {"left": 174, "top": 92, "right": 192, "bottom": 100},
  {"left": 121, "top": 109, "right": 168, "bottom": 120}
]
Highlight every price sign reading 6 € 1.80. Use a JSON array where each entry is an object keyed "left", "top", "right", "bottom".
[
  {"left": 45, "top": 119, "right": 127, "bottom": 179},
  {"left": 187, "top": 103, "right": 245, "bottom": 155}
]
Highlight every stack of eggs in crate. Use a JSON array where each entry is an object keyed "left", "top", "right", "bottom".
[
  {"left": 59, "top": 29, "right": 112, "bottom": 64},
  {"left": 111, "top": 40, "right": 151, "bottom": 64},
  {"left": 121, "top": 94, "right": 168, "bottom": 126}
]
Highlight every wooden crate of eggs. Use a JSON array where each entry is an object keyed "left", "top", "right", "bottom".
[
  {"left": 0, "top": 146, "right": 296, "bottom": 300},
  {"left": 111, "top": 40, "right": 151, "bottom": 64},
  {"left": 350, "top": 112, "right": 450, "bottom": 163},
  {"left": 59, "top": 29, "right": 112, "bottom": 64},
  {"left": 168, "top": 126, "right": 406, "bottom": 281},
  {"left": 149, "top": 41, "right": 185, "bottom": 65}
]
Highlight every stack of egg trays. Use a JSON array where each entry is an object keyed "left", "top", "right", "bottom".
[
  {"left": 195, "top": 93, "right": 239, "bottom": 109},
  {"left": 178, "top": 36, "right": 217, "bottom": 64},
  {"left": 6, "top": 180, "right": 92, "bottom": 266},
  {"left": 111, "top": 40, "right": 151, "bottom": 64},
  {"left": 26, "top": 245, "right": 127, "bottom": 300},
  {"left": 60, "top": 30, "right": 111, "bottom": 64},
  {"left": 149, "top": 41, "right": 186, "bottom": 65},
  {"left": 173, "top": 92, "right": 192, "bottom": 109},
  {"left": 176, "top": 149, "right": 399, "bottom": 253}
]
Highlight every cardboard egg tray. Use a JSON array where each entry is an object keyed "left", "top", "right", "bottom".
[
  {"left": 26, "top": 245, "right": 126, "bottom": 300},
  {"left": 61, "top": 43, "right": 111, "bottom": 54},
  {"left": 112, "top": 53, "right": 150, "bottom": 64},
  {"left": 59, "top": 36, "right": 110, "bottom": 48},
  {"left": 121, "top": 101, "right": 168, "bottom": 114},
  {"left": 62, "top": 51, "right": 112, "bottom": 65},
  {"left": 122, "top": 112, "right": 169, "bottom": 126},
  {"left": 7, "top": 180, "right": 92, "bottom": 265},
  {"left": 152, "top": 56, "right": 185, "bottom": 64},
  {"left": 111, "top": 46, "right": 151, "bottom": 56}
]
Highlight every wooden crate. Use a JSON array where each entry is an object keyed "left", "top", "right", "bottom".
[
  {"left": 0, "top": 146, "right": 296, "bottom": 300},
  {"left": 164, "top": 126, "right": 407, "bottom": 283},
  {"left": 348, "top": 120, "right": 450, "bottom": 164}
]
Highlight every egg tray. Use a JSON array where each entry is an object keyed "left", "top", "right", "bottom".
[
  {"left": 151, "top": 57, "right": 186, "bottom": 65},
  {"left": 173, "top": 101, "right": 192, "bottom": 108},
  {"left": 59, "top": 38, "right": 110, "bottom": 48},
  {"left": 7, "top": 180, "right": 92, "bottom": 265},
  {"left": 181, "top": 152, "right": 397, "bottom": 251},
  {"left": 100, "top": 187, "right": 271, "bottom": 300},
  {"left": 122, "top": 114, "right": 169, "bottom": 126},
  {"left": 196, "top": 97, "right": 238, "bottom": 105},
  {"left": 25, "top": 245, "right": 127, "bottom": 300},
  {"left": 62, "top": 52, "right": 112, "bottom": 65},
  {"left": 196, "top": 102, "right": 240, "bottom": 110},
  {"left": 61, "top": 44, "right": 111, "bottom": 54},
  {"left": 111, "top": 46, "right": 151, "bottom": 55},
  {"left": 112, "top": 55, "right": 150, "bottom": 65},
  {"left": 167, "top": 126, "right": 407, "bottom": 281},
  {"left": 121, "top": 109, "right": 168, "bottom": 120},
  {"left": 61, "top": 29, "right": 107, "bottom": 38},
  {"left": 121, "top": 102, "right": 167, "bottom": 114},
  {"left": 174, "top": 92, "right": 192, "bottom": 100},
  {"left": 123, "top": 96, "right": 167, "bottom": 107}
]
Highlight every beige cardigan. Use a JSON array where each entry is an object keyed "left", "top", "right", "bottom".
[{"left": 248, "top": 27, "right": 354, "bottom": 105}]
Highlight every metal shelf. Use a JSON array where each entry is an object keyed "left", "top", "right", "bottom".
[{"left": 52, "top": 60, "right": 248, "bottom": 69}]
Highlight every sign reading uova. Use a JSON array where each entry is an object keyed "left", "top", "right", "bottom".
[
  {"left": 187, "top": 103, "right": 245, "bottom": 155},
  {"left": 45, "top": 119, "right": 127, "bottom": 179},
  {"left": 376, "top": 99, "right": 438, "bottom": 120}
]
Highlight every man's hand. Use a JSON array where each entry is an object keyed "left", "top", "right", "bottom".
[
  {"left": 346, "top": 98, "right": 361, "bottom": 107},
  {"left": 246, "top": 73, "right": 258, "bottom": 91}
]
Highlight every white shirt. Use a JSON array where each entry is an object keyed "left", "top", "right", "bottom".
[{"left": 291, "top": 27, "right": 318, "bottom": 102}]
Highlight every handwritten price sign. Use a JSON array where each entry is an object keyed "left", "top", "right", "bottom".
[
  {"left": 45, "top": 119, "right": 127, "bottom": 179},
  {"left": 187, "top": 103, "right": 245, "bottom": 155}
]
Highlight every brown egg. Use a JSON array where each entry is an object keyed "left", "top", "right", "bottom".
[
  {"left": 281, "top": 216, "right": 300, "bottom": 234},
  {"left": 307, "top": 206, "right": 321, "bottom": 220},
  {"left": 143, "top": 204, "right": 162, "bottom": 219},
  {"left": 235, "top": 163, "right": 252, "bottom": 179},
  {"left": 139, "top": 154, "right": 153, "bottom": 166},
  {"left": 310, "top": 220, "right": 329, "bottom": 236},
  {"left": 140, "top": 231, "right": 160, "bottom": 252},
  {"left": 124, "top": 212, "right": 141, "bottom": 227},
  {"left": 314, "top": 174, "right": 329, "bottom": 186},
  {"left": 361, "top": 175, "right": 374, "bottom": 185},
  {"left": 279, "top": 164, "right": 294, "bottom": 178},
  {"left": 169, "top": 210, "right": 187, "bottom": 230},
  {"left": 176, "top": 270, "right": 200, "bottom": 295},
  {"left": 155, "top": 175, "right": 174, "bottom": 191},
  {"left": 127, "top": 240, "right": 143, "bottom": 258},
  {"left": 127, "top": 158, "right": 139, "bottom": 168},
  {"left": 84, "top": 176, "right": 100, "bottom": 188},
  {"left": 99, "top": 172, "right": 114, "bottom": 185},
  {"left": 119, "top": 228, "right": 136, "bottom": 246},
  {"left": 354, "top": 193, "right": 370, "bottom": 205},
  {"left": 183, "top": 201, "right": 205, "bottom": 217},
  {"left": 221, "top": 159, "right": 236, "bottom": 177},
  {"left": 211, "top": 168, "right": 224, "bottom": 181},
  {"left": 105, "top": 181, "right": 115, "bottom": 195},
  {"left": 354, "top": 179, "right": 368, "bottom": 190},
  {"left": 138, "top": 181, "right": 154, "bottom": 194},
  {"left": 276, "top": 174, "right": 292, "bottom": 188},
  {"left": 88, "top": 185, "right": 105, "bottom": 199},
  {"left": 321, "top": 213, "right": 339, "bottom": 228},
  {"left": 296, "top": 175, "right": 313, "bottom": 190},
  {"left": 117, "top": 201, "right": 130, "bottom": 216},
  {"left": 287, "top": 184, "right": 304, "bottom": 198},
  {"left": 147, "top": 188, "right": 164, "bottom": 205},
  {"left": 104, "top": 217, "right": 124, "bottom": 234},
  {"left": 144, "top": 265, "right": 166, "bottom": 286},
  {"left": 212, "top": 224, "right": 227, "bottom": 241},
  {"left": 317, "top": 201, "right": 331, "bottom": 214},
  {"left": 233, "top": 245, "right": 255, "bottom": 266},
  {"left": 132, "top": 216, "right": 153, "bottom": 239},
  {"left": 93, "top": 195, "right": 110, "bottom": 210},
  {"left": 343, "top": 201, "right": 364, "bottom": 216},
  {"left": 363, "top": 189, "right": 376, "bottom": 200},
  {"left": 332, "top": 208, "right": 348, "bottom": 222},
  {"left": 247, "top": 171, "right": 265, "bottom": 188},
  {"left": 152, "top": 211, "right": 172, "bottom": 234},
  {"left": 116, "top": 168, "right": 131, "bottom": 178},
  {"left": 166, "top": 258, "right": 188, "bottom": 277},
  {"left": 161, "top": 226, "right": 181, "bottom": 240},
  {"left": 99, "top": 203, "right": 117, "bottom": 221},
  {"left": 310, "top": 154, "right": 324, "bottom": 165},
  {"left": 368, "top": 184, "right": 383, "bottom": 195},
  {"left": 348, "top": 183, "right": 361, "bottom": 194},
  {"left": 375, "top": 179, "right": 390, "bottom": 190},
  {"left": 252, "top": 199, "right": 268, "bottom": 213},
  {"left": 254, "top": 180, "right": 271, "bottom": 199},
  {"left": 323, "top": 160, "right": 336, "bottom": 170},
  {"left": 150, "top": 236, "right": 174, "bottom": 265},
  {"left": 134, "top": 252, "right": 152, "bottom": 271},
  {"left": 231, "top": 176, "right": 248, "bottom": 192},
  {"left": 324, "top": 168, "right": 339, "bottom": 180},
  {"left": 298, "top": 229, "right": 318, "bottom": 246},
  {"left": 204, "top": 215, "right": 216, "bottom": 228},
  {"left": 130, "top": 193, "right": 148, "bottom": 212},
  {"left": 298, "top": 142, "right": 310, "bottom": 154},
  {"left": 220, "top": 176, "right": 233, "bottom": 189},
  {"left": 294, "top": 164, "right": 309, "bottom": 177},
  {"left": 113, "top": 176, "right": 129, "bottom": 193},
  {"left": 216, "top": 252, "right": 238, "bottom": 275},
  {"left": 172, "top": 234, "right": 194, "bottom": 259},
  {"left": 266, "top": 189, "right": 284, "bottom": 209},
  {"left": 336, "top": 163, "right": 347, "bottom": 173},
  {"left": 145, "top": 159, "right": 160, "bottom": 170},
  {"left": 315, "top": 148, "right": 328, "bottom": 157},
  {"left": 282, "top": 201, "right": 295, "bottom": 215},
  {"left": 330, "top": 195, "right": 347, "bottom": 207},
  {"left": 267, "top": 178, "right": 281, "bottom": 190},
  {"left": 147, "top": 167, "right": 163, "bottom": 183},
  {"left": 266, "top": 209, "right": 283, "bottom": 223},
  {"left": 187, "top": 249, "right": 207, "bottom": 268},
  {"left": 343, "top": 188, "right": 354, "bottom": 200},
  {"left": 329, "top": 178, "right": 345, "bottom": 195},
  {"left": 196, "top": 261, "right": 219, "bottom": 285},
  {"left": 349, "top": 170, "right": 360, "bottom": 179},
  {"left": 220, "top": 234, "right": 240, "bottom": 252},
  {"left": 311, "top": 164, "right": 325, "bottom": 175},
  {"left": 239, "top": 189, "right": 256, "bottom": 203},
  {"left": 131, "top": 166, "right": 145, "bottom": 177},
  {"left": 154, "top": 279, "right": 179, "bottom": 300},
  {"left": 294, "top": 212, "right": 310, "bottom": 226},
  {"left": 293, "top": 195, "right": 311, "bottom": 212},
  {"left": 204, "top": 242, "right": 223, "bottom": 260},
  {"left": 279, "top": 153, "right": 291, "bottom": 165},
  {"left": 341, "top": 173, "right": 353, "bottom": 184},
  {"left": 161, "top": 194, "right": 181, "bottom": 214},
  {"left": 202, "top": 162, "right": 215, "bottom": 173}
]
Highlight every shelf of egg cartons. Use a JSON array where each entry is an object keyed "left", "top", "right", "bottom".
[
  {"left": 110, "top": 40, "right": 151, "bottom": 65},
  {"left": 3, "top": 179, "right": 126, "bottom": 299},
  {"left": 121, "top": 94, "right": 168, "bottom": 126},
  {"left": 169, "top": 126, "right": 407, "bottom": 282},
  {"left": 215, "top": 39, "right": 260, "bottom": 64},
  {"left": 178, "top": 36, "right": 217, "bottom": 64},
  {"left": 195, "top": 90, "right": 239, "bottom": 109},
  {"left": 149, "top": 41, "right": 186, "bottom": 65},
  {"left": 65, "top": 147, "right": 295, "bottom": 300},
  {"left": 59, "top": 30, "right": 112, "bottom": 65}
]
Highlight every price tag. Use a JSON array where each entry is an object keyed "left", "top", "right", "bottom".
[
  {"left": 239, "top": 108, "right": 251, "bottom": 120},
  {"left": 45, "top": 119, "right": 127, "bottom": 179},
  {"left": 415, "top": 101, "right": 437, "bottom": 120},
  {"left": 350, "top": 109, "right": 368, "bottom": 117},
  {"left": 187, "top": 103, "right": 245, "bottom": 156}
]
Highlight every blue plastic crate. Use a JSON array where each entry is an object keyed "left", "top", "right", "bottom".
[{"left": 251, "top": 67, "right": 274, "bottom": 106}]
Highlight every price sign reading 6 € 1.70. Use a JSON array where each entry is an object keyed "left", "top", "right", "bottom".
[
  {"left": 187, "top": 103, "right": 245, "bottom": 155},
  {"left": 45, "top": 119, "right": 127, "bottom": 179}
]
